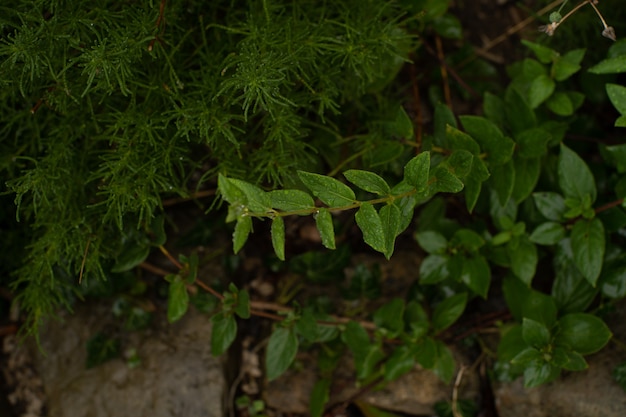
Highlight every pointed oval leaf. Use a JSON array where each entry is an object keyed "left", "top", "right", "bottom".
[
  {"left": 298, "top": 171, "right": 356, "bottom": 207},
  {"left": 355, "top": 203, "right": 386, "bottom": 254},
  {"left": 556, "top": 313, "right": 612, "bottom": 355},
  {"left": 211, "top": 312, "right": 237, "bottom": 356},
  {"left": 379, "top": 203, "right": 401, "bottom": 259},
  {"left": 507, "top": 236, "right": 538, "bottom": 286},
  {"left": 589, "top": 56, "right": 626, "bottom": 74},
  {"left": 459, "top": 115, "right": 514, "bottom": 165},
  {"left": 432, "top": 293, "right": 468, "bottom": 333},
  {"left": 558, "top": 144, "right": 597, "bottom": 202},
  {"left": 530, "top": 222, "right": 566, "bottom": 245},
  {"left": 266, "top": 327, "right": 299, "bottom": 381},
  {"left": 314, "top": 208, "right": 335, "bottom": 249},
  {"left": 384, "top": 345, "right": 416, "bottom": 381},
  {"left": 233, "top": 216, "right": 252, "bottom": 253},
  {"left": 522, "top": 318, "right": 551, "bottom": 348},
  {"left": 430, "top": 165, "right": 464, "bottom": 194},
  {"left": 167, "top": 276, "right": 189, "bottom": 323},
  {"left": 533, "top": 192, "right": 567, "bottom": 221},
  {"left": 404, "top": 152, "right": 430, "bottom": 191},
  {"left": 512, "top": 157, "right": 540, "bottom": 203},
  {"left": 344, "top": 170, "right": 391, "bottom": 195},
  {"left": 459, "top": 255, "right": 491, "bottom": 298},
  {"left": 490, "top": 161, "right": 515, "bottom": 206},
  {"left": 112, "top": 244, "right": 150, "bottom": 273},
  {"left": 606, "top": 83, "right": 626, "bottom": 115},
  {"left": 234, "top": 289, "right": 251, "bottom": 319},
  {"left": 505, "top": 87, "right": 537, "bottom": 134},
  {"left": 433, "top": 340, "right": 456, "bottom": 383},
  {"left": 529, "top": 74, "right": 555, "bottom": 108},
  {"left": 227, "top": 178, "right": 271, "bottom": 212},
  {"left": 271, "top": 216, "right": 285, "bottom": 261},
  {"left": 571, "top": 218, "right": 605, "bottom": 286},
  {"left": 268, "top": 189, "right": 315, "bottom": 212},
  {"left": 420, "top": 254, "right": 450, "bottom": 284},
  {"left": 218, "top": 174, "right": 246, "bottom": 204},
  {"left": 415, "top": 230, "right": 447, "bottom": 254}
]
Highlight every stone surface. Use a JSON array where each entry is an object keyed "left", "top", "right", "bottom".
[{"left": 31, "top": 303, "right": 225, "bottom": 417}]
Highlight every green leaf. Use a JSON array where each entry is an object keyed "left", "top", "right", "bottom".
[
  {"left": 558, "top": 144, "right": 597, "bottom": 203},
  {"left": 218, "top": 174, "right": 246, "bottom": 204},
  {"left": 512, "top": 157, "right": 540, "bottom": 203},
  {"left": 546, "top": 92, "right": 574, "bottom": 116},
  {"left": 234, "top": 289, "right": 251, "bottom": 319},
  {"left": 511, "top": 346, "right": 542, "bottom": 366},
  {"left": 296, "top": 309, "right": 319, "bottom": 342},
  {"left": 430, "top": 165, "right": 464, "bottom": 194},
  {"left": 233, "top": 215, "right": 252, "bottom": 254},
  {"left": 415, "top": 230, "right": 447, "bottom": 254},
  {"left": 611, "top": 362, "right": 626, "bottom": 392},
  {"left": 556, "top": 313, "right": 612, "bottom": 355},
  {"left": 489, "top": 161, "right": 515, "bottom": 205},
  {"left": 379, "top": 203, "right": 401, "bottom": 259},
  {"left": 315, "top": 208, "right": 335, "bottom": 250},
  {"left": 600, "top": 262, "right": 626, "bottom": 298},
  {"left": 605, "top": 144, "right": 626, "bottom": 173},
  {"left": 297, "top": 171, "right": 356, "bottom": 207},
  {"left": 522, "top": 40, "right": 556, "bottom": 64},
  {"left": 404, "top": 152, "right": 430, "bottom": 191},
  {"left": 150, "top": 215, "right": 167, "bottom": 246},
  {"left": 507, "top": 235, "right": 537, "bottom": 285},
  {"left": 459, "top": 116, "right": 514, "bottom": 166},
  {"left": 446, "top": 125, "right": 481, "bottom": 154},
  {"left": 450, "top": 228, "right": 485, "bottom": 252},
  {"left": 384, "top": 345, "right": 415, "bottom": 381},
  {"left": 529, "top": 222, "right": 566, "bottom": 245},
  {"left": 167, "top": 275, "right": 189, "bottom": 323},
  {"left": 528, "top": 74, "right": 555, "bottom": 108},
  {"left": 432, "top": 14, "right": 462, "bottom": 39},
  {"left": 459, "top": 255, "right": 490, "bottom": 298},
  {"left": 434, "top": 102, "right": 457, "bottom": 146},
  {"left": 432, "top": 293, "right": 468, "bottom": 333},
  {"left": 523, "top": 290, "right": 558, "bottom": 327},
  {"left": 268, "top": 189, "right": 315, "bottom": 211},
  {"left": 266, "top": 327, "right": 299, "bottom": 381},
  {"left": 447, "top": 149, "right": 474, "bottom": 178},
  {"left": 522, "top": 318, "right": 551, "bottom": 348},
  {"left": 227, "top": 178, "right": 271, "bottom": 212},
  {"left": 310, "top": 379, "right": 331, "bottom": 417},
  {"left": 606, "top": 83, "right": 626, "bottom": 115},
  {"left": 343, "top": 321, "right": 371, "bottom": 363},
  {"left": 515, "top": 128, "right": 551, "bottom": 158},
  {"left": 355, "top": 203, "right": 386, "bottom": 254},
  {"left": 112, "top": 244, "right": 150, "bottom": 273},
  {"left": 433, "top": 340, "right": 456, "bottom": 383},
  {"left": 211, "top": 312, "right": 237, "bottom": 356},
  {"left": 271, "top": 216, "right": 285, "bottom": 261},
  {"left": 420, "top": 254, "right": 450, "bottom": 284},
  {"left": 571, "top": 218, "right": 605, "bottom": 286},
  {"left": 344, "top": 170, "right": 391, "bottom": 195},
  {"left": 373, "top": 298, "right": 405, "bottom": 333},
  {"left": 589, "top": 56, "right": 626, "bottom": 74},
  {"left": 505, "top": 87, "right": 537, "bottom": 134},
  {"left": 552, "top": 49, "right": 585, "bottom": 81},
  {"left": 524, "top": 361, "right": 560, "bottom": 388},
  {"left": 483, "top": 92, "right": 506, "bottom": 128},
  {"left": 533, "top": 192, "right": 567, "bottom": 221}
]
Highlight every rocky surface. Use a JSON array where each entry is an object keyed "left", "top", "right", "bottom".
[{"left": 28, "top": 303, "right": 226, "bottom": 417}]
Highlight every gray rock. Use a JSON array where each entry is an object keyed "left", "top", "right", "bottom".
[{"left": 31, "top": 303, "right": 225, "bottom": 417}]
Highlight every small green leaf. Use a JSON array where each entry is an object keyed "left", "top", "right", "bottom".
[
  {"left": 446, "top": 125, "right": 481, "bottom": 154},
  {"left": 296, "top": 309, "right": 319, "bottom": 342},
  {"left": 546, "top": 92, "right": 574, "bottom": 116},
  {"left": 523, "top": 290, "right": 558, "bottom": 327},
  {"left": 507, "top": 235, "right": 538, "bottom": 286},
  {"left": 483, "top": 92, "right": 506, "bottom": 128},
  {"left": 505, "top": 87, "right": 537, "bottom": 134},
  {"left": 268, "top": 189, "right": 315, "bottom": 211},
  {"left": 379, "top": 203, "right": 401, "bottom": 259},
  {"left": 605, "top": 144, "right": 626, "bottom": 173},
  {"left": 522, "top": 40, "right": 556, "bottom": 64},
  {"left": 530, "top": 222, "right": 566, "bottom": 245},
  {"left": 211, "top": 312, "right": 237, "bottom": 356},
  {"left": 512, "top": 157, "right": 540, "bottom": 203},
  {"left": 524, "top": 361, "right": 560, "bottom": 388},
  {"left": 404, "top": 152, "right": 430, "bottom": 191},
  {"left": 227, "top": 178, "right": 272, "bottom": 212},
  {"left": 432, "top": 293, "right": 467, "bottom": 333},
  {"left": 555, "top": 313, "right": 612, "bottom": 355},
  {"left": 266, "top": 327, "right": 299, "bottom": 381},
  {"left": 522, "top": 318, "right": 551, "bottom": 348},
  {"left": 167, "top": 275, "right": 189, "bottom": 323},
  {"left": 558, "top": 144, "right": 597, "bottom": 203},
  {"left": 315, "top": 208, "right": 335, "bottom": 250},
  {"left": 432, "top": 14, "right": 462, "bottom": 39},
  {"left": 589, "top": 56, "right": 626, "bottom": 74},
  {"left": 420, "top": 254, "right": 450, "bottom": 284},
  {"left": 433, "top": 340, "right": 456, "bottom": 383},
  {"left": 447, "top": 149, "right": 474, "bottom": 178},
  {"left": 297, "top": 171, "right": 356, "bottom": 207},
  {"left": 552, "top": 49, "right": 585, "bottom": 81},
  {"left": 415, "top": 230, "right": 447, "bottom": 254},
  {"left": 343, "top": 321, "right": 371, "bottom": 363},
  {"left": 234, "top": 289, "right": 251, "bottom": 319},
  {"left": 571, "top": 218, "right": 605, "bottom": 286},
  {"left": 529, "top": 74, "right": 555, "bottom": 108},
  {"left": 355, "top": 203, "right": 386, "bottom": 254},
  {"left": 600, "top": 262, "right": 626, "bottom": 298},
  {"left": 430, "top": 165, "right": 464, "bottom": 194},
  {"left": 450, "top": 228, "right": 485, "bottom": 252},
  {"left": 373, "top": 298, "right": 405, "bottom": 333},
  {"left": 489, "top": 161, "right": 515, "bottom": 205},
  {"left": 112, "top": 244, "right": 150, "bottom": 273},
  {"left": 459, "top": 255, "right": 491, "bottom": 298},
  {"left": 218, "top": 174, "right": 246, "bottom": 204},
  {"left": 233, "top": 215, "right": 252, "bottom": 253},
  {"left": 515, "top": 128, "right": 551, "bottom": 158},
  {"left": 310, "top": 379, "right": 331, "bottom": 417},
  {"left": 459, "top": 115, "right": 514, "bottom": 166},
  {"left": 271, "top": 216, "right": 285, "bottom": 261},
  {"left": 533, "top": 192, "right": 567, "bottom": 221},
  {"left": 384, "top": 345, "right": 416, "bottom": 381},
  {"left": 606, "top": 83, "right": 626, "bottom": 115},
  {"left": 344, "top": 170, "right": 391, "bottom": 195},
  {"left": 150, "top": 215, "right": 167, "bottom": 246},
  {"left": 552, "top": 240, "right": 598, "bottom": 313}
]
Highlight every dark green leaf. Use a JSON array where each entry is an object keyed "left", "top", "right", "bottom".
[
  {"left": 112, "top": 244, "right": 150, "bottom": 273},
  {"left": 553, "top": 347, "right": 588, "bottom": 371},
  {"left": 483, "top": 92, "right": 506, "bottom": 128},
  {"left": 528, "top": 74, "right": 555, "bottom": 108},
  {"left": 404, "top": 152, "right": 430, "bottom": 192},
  {"left": 523, "top": 290, "right": 558, "bottom": 327},
  {"left": 150, "top": 215, "right": 167, "bottom": 246},
  {"left": 297, "top": 171, "right": 356, "bottom": 207},
  {"left": 434, "top": 102, "right": 457, "bottom": 146},
  {"left": 571, "top": 218, "right": 605, "bottom": 286},
  {"left": 268, "top": 189, "right": 315, "bottom": 212},
  {"left": 167, "top": 275, "right": 189, "bottom": 323},
  {"left": 524, "top": 361, "right": 560, "bottom": 388},
  {"left": 507, "top": 235, "right": 538, "bottom": 285},
  {"left": 343, "top": 321, "right": 371, "bottom": 363},
  {"left": 355, "top": 203, "right": 386, "bottom": 254},
  {"left": 556, "top": 313, "right": 612, "bottom": 355},
  {"left": 611, "top": 362, "right": 626, "bottom": 392},
  {"left": 271, "top": 216, "right": 285, "bottom": 261},
  {"left": 450, "top": 228, "right": 485, "bottom": 252},
  {"left": 432, "top": 293, "right": 468, "bottom": 333},
  {"left": 546, "top": 92, "right": 574, "bottom": 116},
  {"left": 512, "top": 157, "right": 540, "bottom": 203},
  {"left": 211, "top": 312, "right": 237, "bottom": 356},
  {"left": 310, "top": 379, "right": 331, "bottom": 417},
  {"left": 489, "top": 161, "right": 515, "bottom": 205},
  {"left": 497, "top": 325, "right": 526, "bottom": 364},
  {"left": 379, "top": 203, "right": 401, "bottom": 259},
  {"left": 433, "top": 340, "right": 456, "bottom": 383},
  {"left": 384, "top": 345, "right": 416, "bottom": 381},
  {"left": 459, "top": 255, "right": 491, "bottom": 298},
  {"left": 522, "top": 318, "right": 551, "bottom": 348},
  {"left": 296, "top": 309, "right": 319, "bottom": 342},
  {"left": 266, "top": 327, "right": 299, "bottom": 381},
  {"left": 420, "top": 254, "right": 450, "bottom": 284},
  {"left": 553, "top": 49, "right": 585, "bottom": 81},
  {"left": 446, "top": 125, "right": 481, "bottom": 154},
  {"left": 218, "top": 174, "right": 246, "bottom": 204},
  {"left": 529, "top": 222, "right": 566, "bottom": 245},
  {"left": 315, "top": 208, "right": 335, "bottom": 250},
  {"left": 600, "top": 262, "right": 626, "bottom": 298},
  {"left": 415, "top": 230, "right": 448, "bottom": 254},
  {"left": 511, "top": 347, "right": 542, "bottom": 366},
  {"left": 606, "top": 83, "right": 626, "bottom": 115},
  {"left": 344, "top": 170, "right": 391, "bottom": 195},
  {"left": 558, "top": 144, "right": 597, "bottom": 202},
  {"left": 605, "top": 144, "right": 626, "bottom": 173},
  {"left": 589, "top": 56, "right": 626, "bottom": 74},
  {"left": 234, "top": 289, "right": 251, "bottom": 319},
  {"left": 552, "top": 239, "right": 598, "bottom": 313},
  {"left": 522, "top": 40, "right": 556, "bottom": 64},
  {"left": 373, "top": 298, "right": 405, "bottom": 333},
  {"left": 505, "top": 87, "right": 537, "bottom": 134},
  {"left": 533, "top": 192, "right": 567, "bottom": 221},
  {"left": 447, "top": 149, "right": 473, "bottom": 178},
  {"left": 515, "top": 128, "right": 551, "bottom": 158},
  {"left": 430, "top": 165, "right": 464, "bottom": 194},
  {"left": 433, "top": 14, "right": 462, "bottom": 39},
  {"left": 233, "top": 216, "right": 252, "bottom": 254},
  {"left": 459, "top": 115, "right": 514, "bottom": 166}
]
